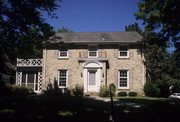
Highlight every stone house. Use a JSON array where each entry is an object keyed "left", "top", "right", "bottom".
[{"left": 16, "top": 31, "right": 145, "bottom": 95}]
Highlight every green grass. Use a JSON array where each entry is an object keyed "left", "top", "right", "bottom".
[{"left": 1, "top": 95, "right": 180, "bottom": 122}]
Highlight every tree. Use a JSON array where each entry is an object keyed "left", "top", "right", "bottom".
[
  {"left": 57, "top": 27, "right": 73, "bottom": 33},
  {"left": 0, "top": 0, "right": 61, "bottom": 60},
  {"left": 125, "top": 22, "right": 142, "bottom": 34},
  {"left": 135, "top": 0, "right": 180, "bottom": 96}
]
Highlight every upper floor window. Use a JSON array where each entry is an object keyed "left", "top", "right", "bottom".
[
  {"left": 58, "top": 70, "right": 68, "bottom": 88},
  {"left": 59, "top": 46, "right": 68, "bottom": 58},
  {"left": 118, "top": 70, "right": 129, "bottom": 89},
  {"left": 88, "top": 45, "right": 98, "bottom": 58},
  {"left": 119, "top": 46, "right": 129, "bottom": 58}
]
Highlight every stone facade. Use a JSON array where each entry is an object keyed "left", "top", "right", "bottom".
[{"left": 42, "top": 44, "right": 146, "bottom": 95}]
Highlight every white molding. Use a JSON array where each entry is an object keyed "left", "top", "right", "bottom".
[
  {"left": 118, "top": 70, "right": 129, "bottom": 89},
  {"left": 59, "top": 51, "right": 69, "bottom": 59},
  {"left": 118, "top": 45, "right": 129, "bottom": 58},
  {"left": 88, "top": 45, "right": 98, "bottom": 58},
  {"left": 58, "top": 70, "right": 68, "bottom": 88}
]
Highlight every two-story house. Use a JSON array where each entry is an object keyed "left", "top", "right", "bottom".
[{"left": 16, "top": 31, "right": 145, "bottom": 95}]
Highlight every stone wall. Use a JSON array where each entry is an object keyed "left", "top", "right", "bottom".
[{"left": 42, "top": 44, "right": 146, "bottom": 95}]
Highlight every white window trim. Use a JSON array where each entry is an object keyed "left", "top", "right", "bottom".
[
  {"left": 58, "top": 70, "right": 68, "bottom": 88},
  {"left": 88, "top": 45, "right": 98, "bottom": 58},
  {"left": 118, "top": 45, "right": 129, "bottom": 58},
  {"left": 59, "top": 47, "right": 69, "bottom": 58},
  {"left": 118, "top": 70, "right": 129, "bottom": 89}
]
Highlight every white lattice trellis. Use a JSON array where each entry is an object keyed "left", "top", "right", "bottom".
[
  {"left": 17, "top": 59, "right": 42, "bottom": 67},
  {"left": 38, "top": 72, "right": 42, "bottom": 91},
  {"left": 16, "top": 72, "right": 22, "bottom": 85}
]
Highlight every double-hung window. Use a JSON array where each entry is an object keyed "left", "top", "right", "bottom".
[
  {"left": 119, "top": 46, "right": 129, "bottom": 58},
  {"left": 118, "top": 70, "right": 129, "bottom": 89},
  {"left": 59, "top": 47, "right": 68, "bottom": 58},
  {"left": 58, "top": 70, "right": 68, "bottom": 88},
  {"left": 88, "top": 45, "right": 98, "bottom": 58}
]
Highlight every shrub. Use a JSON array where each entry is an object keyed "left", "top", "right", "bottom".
[
  {"left": 72, "top": 84, "right": 84, "bottom": 97},
  {"left": 0, "top": 84, "right": 34, "bottom": 96},
  {"left": 128, "top": 92, "right": 137, "bottom": 97},
  {"left": 43, "top": 81, "right": 62, "bottom": 96},
  {"left": 117, "top": 92, "right": 127, "bottom": 97},
  {"left": 109, "top": 83, "right": 116, "bottom": 96},
  {"left": 144, "top": 81, "right": 160, "bottom": 97},
  {"left": 99, "top": 87, "right": 110, "bottom": 97}
]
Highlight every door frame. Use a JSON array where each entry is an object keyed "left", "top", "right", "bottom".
[{"left": 83, "top": 61, "right": 102, "bottom": 93}]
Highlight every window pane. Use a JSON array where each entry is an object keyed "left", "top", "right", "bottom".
[
  {"left": 89, "top": 51, "right": 97, "bottom": 57},
  {"left": 59, "top": 70, "right": 67, "bottom": 87},
  {"left": 120, "top": 52, "right": 127, "bottom": 56},
  {"left": 119, "top": 70, "right": 128, "bottom": 88},
  {"left": 60, "top": 51, "right": 67, "bottom": 57}
]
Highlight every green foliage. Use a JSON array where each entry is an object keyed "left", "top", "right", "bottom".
[
  {"left": 43, "top": 80, "right": 63, "bottom": 96},
  {"left": 144, "top": 82, "right": 160, "bottom": 97},
  {"left": 128, "top": 92, "right": 137, "bottom": 97},
  {"left": 0, "top": 84, "right": 34, "bottom": 96},
  {"left": 0, "top": 0, "right": 61, "bottom": 60},
  {"left": 72, "top": 84, "right": 84, "bottom": 97},
  {"left": 109, "top": 83, "right": 116, "bottom": 96},
  {"left": 117, "top": 92, "right": 127, "bottom": 97},
  {"left": 99, "top": 87, "right": 110, "bottom": 98},
  {"left": 57, "top": 27, "right": 73, "bottom": 33},
  {"left": 125, "top": 22, "right": 142, "bottom": 34}
]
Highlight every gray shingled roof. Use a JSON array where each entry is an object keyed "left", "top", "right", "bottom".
[{"left": 47, "top": 31, "right": 142, "bottom": 43}]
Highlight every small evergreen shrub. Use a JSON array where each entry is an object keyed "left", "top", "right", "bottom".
[
  {"left": 117, "top": 91, "right": 127, "bottom": 97},
  {"left": 43, "top": 81, "right": 62, "bottom": 96},
  {"left": 144, "top": 81, "right": 160, "bottom": 97},
  {"left": 128, "top": 92, "right": 137, "bottom": 97},
  {"left": 109, "top": 83, "right": 116, "bottom": 96},
  {"left": 72, "top": 84, "right": 84, "bottom": 97},
  {"left": 99, "top": 87, "right": 110, "bottom": 97}
]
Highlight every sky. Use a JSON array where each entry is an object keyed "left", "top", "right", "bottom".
[{"left": 44, "top": 0, "right": 141, "bottom": 32}]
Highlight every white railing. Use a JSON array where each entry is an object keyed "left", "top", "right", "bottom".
[{"left": 17, "top": 58, "right": 42, "bottom": 67}]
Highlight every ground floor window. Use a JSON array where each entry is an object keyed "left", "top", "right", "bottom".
[
  {"left": 118, "top": 70, "right": 129, "bottom": 89},
  {"left": 58, "top": 70, "right": 68, "bottom": 88}
]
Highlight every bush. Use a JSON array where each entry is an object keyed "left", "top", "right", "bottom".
[
  {"left": 0, "top": 84, "right": 34, "bottom": 96},
  {"left": 128, "top": 92, "right": 137, "bottom": 97},
  {"left": 43, "top": 81, "right": 62, "bottom": 96},
  {"left": 72, "top": 84, "right": 84, "bottom": 97},
  {"left": 99, "top": 87, "right": 110, "bottom": 97},
  {"left": 144, "top": 81, "right": 160, "bottom": 97},
  {"left": 117, "top": 92, "right": 127, "bottom": 97},
  {"left": 109, "top": 83, "right": 116, "bottom": 96}
]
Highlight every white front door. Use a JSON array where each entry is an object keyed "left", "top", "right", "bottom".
[{"left": 86, "top": 69, "right": 100, "bottom": 92}]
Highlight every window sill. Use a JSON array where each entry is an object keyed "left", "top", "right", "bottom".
[
  {"left": 118, "top": 57, "right": 130, "bottom": 59},
  {"left": 59, "top": 86, "right": 68, "bottom": 88},
  {"left": 118, "top": 87, "right": 129, "bottom": 90},
  {"left": 58, "top": 57, "right": 69, "bottom": 60}
]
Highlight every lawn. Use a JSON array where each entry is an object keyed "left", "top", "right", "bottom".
[{"left": 0, "top": 95, "right": 180, "bottom": 122}]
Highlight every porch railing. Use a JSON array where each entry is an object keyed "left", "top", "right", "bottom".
[{"left": 17, "top": 58, "right": 42, "bottom": 67}]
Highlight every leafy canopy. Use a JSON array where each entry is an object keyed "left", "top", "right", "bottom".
[{"left": 0, "top": 0, "right": 61, "bottom": 60}]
